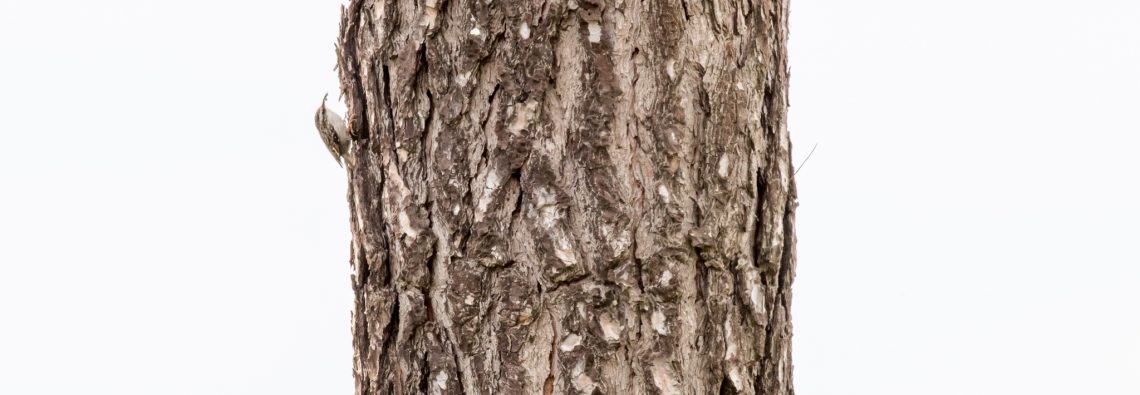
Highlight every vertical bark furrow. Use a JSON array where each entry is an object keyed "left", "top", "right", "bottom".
[{"left": 338, "top": 0, "right": 794, "bottom": 393}]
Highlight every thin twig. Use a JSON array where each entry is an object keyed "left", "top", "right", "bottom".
[{"left": 794, "top": 142, "right": 819, "bottom": 176}]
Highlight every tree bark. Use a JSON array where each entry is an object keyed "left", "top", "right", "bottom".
[{"left": 334, "top": 0, "right": 795, "bottom": 393}]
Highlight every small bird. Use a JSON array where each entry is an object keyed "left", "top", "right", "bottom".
[{"left": 314, "top": 94, "right": 350, "bottom": 167}]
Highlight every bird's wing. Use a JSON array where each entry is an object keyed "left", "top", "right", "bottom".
[{"left": 326, "top": 109, "right": 348, "bottom": 138}]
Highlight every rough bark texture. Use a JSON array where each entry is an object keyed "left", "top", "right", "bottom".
[{"left": 334, "top": 0, "right": 795, "bottom": 393}]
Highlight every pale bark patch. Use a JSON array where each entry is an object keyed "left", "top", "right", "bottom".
[
  {"left": 397, "top": 210, "right": 419, "bottom": 239},
  {"left": 553, "top": 231, "right": 578, "bottom": 266},
  {"left": 651, "top": 362, "right": 680, "bottom": 395},
  {"left": 572, "top": 359, "right": 597, "bottom": 393},
  {"left": 597, "top": 314, "right": 623, "bottom": 342},
  {"left": 420, "top": 0, "right": 438, "bottom": 27},
  {"left": 535, "top": 187, "right": 561, "bottom": 229},
  {"left": 475, "top": 169, "right": 502, "bottom": 218},
  {"left": 434, "top": 371, "right": 448, "bottom": 391},
  {"left": 560, "top": 334, "right": 582, "bottom": 352},
  {"left": 652, "top": 310, "right": 668, "bottom": 335},
  {"left": 455, "top": 71, "right": 472, "bottom": 87},
  {"left": 587, "top": 23, "right": 602, "bottom": 43},
  {"left": 509, "top": 101, "right": 539, "bottom": 135}
]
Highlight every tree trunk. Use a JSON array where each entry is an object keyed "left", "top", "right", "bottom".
[{"left": 334, "top": 0, "right": 795, "bottom": 393}]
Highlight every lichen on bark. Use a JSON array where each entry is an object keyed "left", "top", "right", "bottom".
[{"left": 335, "top": 0, "right": 795, "bottom": 393}]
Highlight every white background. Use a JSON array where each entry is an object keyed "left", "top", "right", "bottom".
[{"left": 1, "top": 1, "right": 1137, "bottom": 394}]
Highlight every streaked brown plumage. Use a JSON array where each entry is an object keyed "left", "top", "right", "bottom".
[{"left": 314, "top": 94, "right": 350, "bottom": 167}]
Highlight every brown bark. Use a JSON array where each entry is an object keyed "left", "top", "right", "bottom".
[{"left": 334, "top": 0, "right": 795, "bottom": 393}]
